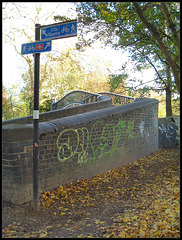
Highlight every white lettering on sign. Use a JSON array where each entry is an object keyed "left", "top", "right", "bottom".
[
  {"left": 48, "top": 32, "right": 61, "bottom": 37},
  {"left": 40, "top": 21, "right": 77, "bottom": 40},
  {"left": 51, "top": 27, "right": 58, "bottom": 32}
]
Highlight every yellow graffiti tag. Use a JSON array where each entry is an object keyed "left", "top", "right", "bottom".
[{"left": 56, "top": 127, "right": 89, "bottom": 163}]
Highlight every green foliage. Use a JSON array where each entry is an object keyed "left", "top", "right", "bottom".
[
  {"left": 75, "top": 2, "right": 180, "bottom": 94},
  {"left": 3, "top": 48, "right": 112, "bottom": 120},
  {"left": 2, "top": 86, "right": 13, "bottom": 120},
  {"left": 2, "top": 85, "right": 27, "bottom": 120},
  {"left": 39, "top": 98, "right": 53, "bottom": 113},
  {"left": 74, "top": 2, "right": 180, "bottom": 117},
  {"left": 108, "top": 73, "right": 127, "bottom": 93},
  {"left": 172, "top": 97, "right": 180, "bottom": 116}
]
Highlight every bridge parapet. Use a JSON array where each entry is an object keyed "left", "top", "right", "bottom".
[
  {"left": 98, "top": 92, "right": 135, "bottom": 105},
  {"left": 2, "top": 91, "right": 112, "bottom": 126},
  {"left": 2, "top": 97, "right": 159, "bottom": 204},
  {"left": 51, "top": 90, "right": 102, "bottom": 110}
]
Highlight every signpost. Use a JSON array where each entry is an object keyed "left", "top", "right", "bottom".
[
  {"left": 21, "top": 19, "right": 77, "bottom": 211},
  {"left": 41, "top": 19, "right": 77, "bottom": 40},
  {"left": 21, "top": 40, "right": 52, "bottom": 55},
  {"left": 32, "top": 23, "right": 40, "bottom": 211}
]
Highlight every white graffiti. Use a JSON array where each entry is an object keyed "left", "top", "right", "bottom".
[
  {"left": 158, "top": 124, "right": 175, "bottom": 143},
  {"left": 139, "top": 121, "right": 150, "bottom": 143}
]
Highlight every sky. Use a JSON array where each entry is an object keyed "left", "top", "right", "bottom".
[{"left": 2, "top": 2, "right": 156, "bottom": 93}]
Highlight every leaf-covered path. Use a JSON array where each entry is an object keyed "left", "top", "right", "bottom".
[{"left": 2, "top": 148, "right": 180, "bottom": 238}]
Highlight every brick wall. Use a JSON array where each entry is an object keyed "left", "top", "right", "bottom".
[
  {"left": 2, "top": 98, "right": 159, "bottom": 204},
  {"left": 158, "top": 117, "right": 177, "bottom": 148},
  {"left": 167, "top": 115, "right": 180, "bottom": 146}
]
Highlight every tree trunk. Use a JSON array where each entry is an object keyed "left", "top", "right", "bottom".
[
  {"left": 166, "top": 86, "right": 172, "bottom": 117},
  {"left": 165, "top": 65, "right": 172, "bottom": 117}
]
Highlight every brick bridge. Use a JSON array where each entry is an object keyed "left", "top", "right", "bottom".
[{"left": 2, "top": 91, "right": 176, "bottom": 204}]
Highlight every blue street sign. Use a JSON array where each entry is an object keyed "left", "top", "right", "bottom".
[
  {"left": 41, "top": 20, "right": 77, "bottom": 40},
  {"left": 21, "top": 40, "right": 52, "bottom": 55}
]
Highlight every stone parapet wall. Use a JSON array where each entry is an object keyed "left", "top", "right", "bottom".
[
  {"left": 2, "top": 98, "right": 159, "bottom": 204},
  {"left": 2, "top": 95, "right": 112, "bottom": 126}
]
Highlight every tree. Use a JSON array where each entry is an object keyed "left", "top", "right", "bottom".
[
  {"left": 3, "top": 2, "right": 113, "bottom": 119},
  {"left": 3, "top": 44, "right": 113, "bottom": 119},
  {"left": 2, "top": 85, "right": 13, "bottom": 120},
  {"left": 132, "top": 2, "right": 179, "bottom": 92},
  {"left": 2, "top": 85, "right": 24, "bottom": 120},
  {"left": 107, "top": 64, "right": 128, "bottom": 94},
  {"left": 73, "top": 2, "right": 180, "bottom": 116},
  {"left": 2, "top": 2, "right": 68, "bottom": 116},
  {"left": 76, "top": 2, "right": 179, "bottom": 92}
]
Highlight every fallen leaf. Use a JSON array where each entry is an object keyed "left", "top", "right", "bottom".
[
  {"left": 118, "top": 231, "right": 126, "bottom": 237},
  {"left": 56, "top": 225, "right": 62, "bottom": 228}
]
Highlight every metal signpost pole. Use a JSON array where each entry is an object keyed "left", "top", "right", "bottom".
[
  {"left": 21, "top": 20, "right": 77, "bottom": 211},
  {"left": 33, "top": 23, "right": 40, "bottom": 211}
]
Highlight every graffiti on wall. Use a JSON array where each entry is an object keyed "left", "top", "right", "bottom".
[
  {"left": 158, "top": 123, "right": 176, "bottom": 143},
  {"left": 56, "top": 118, "right": 135, "bottom": 164},
  {"left": 139, "top": 106, "right": 158, "bottom": 143},
  {"left": 56, "top": 127, "right": 89, "bottom": 164},
  {"left": 139, "top": 121, "right": 150, "bottom": 143},
  {"left": 90, "top": 118, "right": 135, "bottom": 162}
]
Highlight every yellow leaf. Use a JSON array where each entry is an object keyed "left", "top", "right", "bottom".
[
  {"left": 64, "top": 208, "right": 69, "bottom": 211},
  {"left": 153, "top": 231, "right": 161, "bottom": 236},
  {"left": 46, "top": 226, "right": 53, "bottom": 230},
  {"left": 123, "top": 217, "right": 130, "bottom": 222},
  {"left": 61, "top": 212, "right": 66, "bottom": 216},
  {"left": 53, "top": 212, "right": 57, "bottom": 215},
  {"left": 139, "top": 229, "right": 145, "bottom": 237},
  {"left": 132, "top": 216, "right": 138, "bottom": 221},
  {"left": 40, "top": 232, "right": 47, "bottom": 237},
  {"left": 140, "top": 220, "right": 148, "bottom": 226},
  {"left": 78, "top": 234, "right": 84, "bottom": 238},
  {"left": 56, "top": 225, "right": 62, "bottom": 228},
  {"left": 118, "top": 231, "right": 126, "bottom": 238},
  {"left": 111, "top": 232, "right": 116, "bottom": 237}
]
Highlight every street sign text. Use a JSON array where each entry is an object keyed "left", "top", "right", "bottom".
[{"left": 41, "top": 20, "right": 77, "bottom": 40}]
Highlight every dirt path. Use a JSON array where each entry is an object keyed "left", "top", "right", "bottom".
[{"left": 2, "top": 147, "right": 180, "bottom": 238}]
